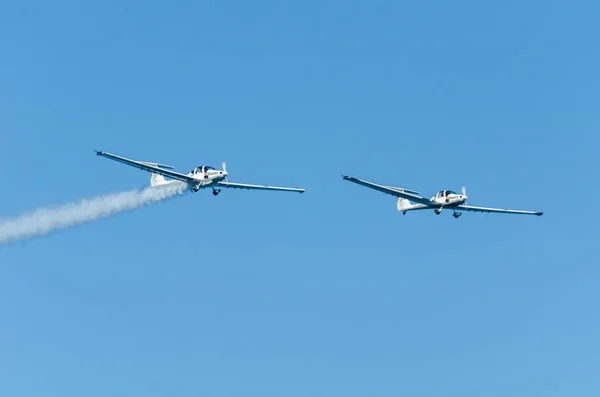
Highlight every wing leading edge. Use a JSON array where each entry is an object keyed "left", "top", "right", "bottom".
[
  {"left": 95, "top": 151, "right": 195, "bottom": 184},
  {"left": 457, "top": 205, "right": 543, "bottom": 216},
  {"left": 341, "top": 175, "right": 432, "bottom": 206},
  {"left": 217, "top": 181, "right": 305, "bottom": 193}
]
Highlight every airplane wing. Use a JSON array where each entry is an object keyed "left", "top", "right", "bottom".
[
  {"left": 217, "top": 181, "right": 305, "bottom": 193},
  {"left": 457, "top": 204, "right": 543, "bottom": 216},
  {"left": 341, "top": 175, "right": 432, "bottom": 206},
  {"left": 95, "top": 151, "right": 195, "bottom": 184}
]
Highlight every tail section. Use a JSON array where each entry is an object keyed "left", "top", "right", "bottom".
[
  {"left": 150, "top": 173, "right": 169, "bottom": 187},
  {"left": 396, "top": 197, "right": 413, "bottom": 211}
]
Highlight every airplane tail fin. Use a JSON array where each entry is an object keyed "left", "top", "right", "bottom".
[
  {"left": 150, "top": 173, "right": 169, "bottom": 187},
  {"left": 396, "top": 197, "right": 413, "bottom": 211}
]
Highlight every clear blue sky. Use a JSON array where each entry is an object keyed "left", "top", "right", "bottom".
[{"left": 1, "top": 1, "right": 598, "bottom": 395}]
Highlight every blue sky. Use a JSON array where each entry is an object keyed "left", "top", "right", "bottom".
[{"left": 1, "top": 0, "right": 598, "bottom": 395}]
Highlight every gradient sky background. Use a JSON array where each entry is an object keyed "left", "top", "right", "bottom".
[{"left": 1, "top": 1, "right": 598, "bottom": 396}]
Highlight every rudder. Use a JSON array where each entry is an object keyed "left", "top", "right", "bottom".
[
  {"left": 150, "top": 173, "right": 168, "bottom": 187},
  {"left": 396, "top": 197, "right": 413, "bottom": 211}
]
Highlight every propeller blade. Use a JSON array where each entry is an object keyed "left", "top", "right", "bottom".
[{"left": 221, "top": 161, "right": 228, "bottom": 181}]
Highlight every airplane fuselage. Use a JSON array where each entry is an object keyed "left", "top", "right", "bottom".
[
  {"left": 182, "top": 166, "right": 229, "bottom": 192},
  {"left": 187, "top": 171, "right": 226, "bottom": 184},
  {"left": 429, "top": 195, "right": 467, "bottom": 207},
  {"left": 154, "top": 167, "right": 228, "bottom": 192},
  {"left": 428, "top": 191, "right": 467, "bottom": 208}
]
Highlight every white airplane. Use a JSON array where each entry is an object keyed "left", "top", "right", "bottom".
[
  {"left": 96, "top": 151, "right": 305, "bottom": 195},
  {"left": 342, "top": 175, "right": 542, "bottom": 218}
]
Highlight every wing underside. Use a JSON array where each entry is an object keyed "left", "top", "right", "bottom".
[
  {"left": 96, "top": 151, "right": 194, "bottom": 184},
  {"left": 457, "top": 205, "right": 543, "bottom": 216},
  {"left": 217, "top": 181, "right": 305, "bottom": 193},
  {"left": 341, "top": 175, "right": 432, "bottom": 206}
]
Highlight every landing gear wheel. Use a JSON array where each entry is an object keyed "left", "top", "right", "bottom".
[
  {"left": 212, "top": 189, "right": 221, "bottom": 196},
  {"left": 453, "top": 212, "right": 462, "bottom": 218}
]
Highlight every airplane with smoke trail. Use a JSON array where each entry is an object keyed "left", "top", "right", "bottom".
[
  {"left": 341, "top": 175, "right": 543, "bottom": 218},
  {"left": 96, "top": 151, "right": 306, "bottom": 196}
]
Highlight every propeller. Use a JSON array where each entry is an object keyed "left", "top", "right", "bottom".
[
  {"left": 221, "top": 161, "right": 228, "bottom": 181},
  {"left": 461, "top": 185, "right": 468, "bottom": 205}
]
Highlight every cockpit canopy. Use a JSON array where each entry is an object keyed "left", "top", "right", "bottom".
[
  {"left": 192, "top": 165, "right": 215, "bottom": 174},
  {"left": 436, "top": 190, "right": 457, "bottom": 197}
]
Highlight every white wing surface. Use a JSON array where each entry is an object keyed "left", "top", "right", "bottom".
[
  {"left": 217, "top": 181, "right": 305, "bottom": 193},
  {"left": 341, "top": 175, "right": 432, "bottom": 206},
  {"left": 457, "top": 205, "right": 543, "bottom": 216},
  {"left": 96, "top": 151, "right": 195, "bottom": 184}
]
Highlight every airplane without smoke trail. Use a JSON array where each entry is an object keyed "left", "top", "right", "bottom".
[
  {"left": 95, "top": 151, "right": 305, "bottom": 195},
  {"left": 342, "top": 175, "right": 543, "bottom": 218}
]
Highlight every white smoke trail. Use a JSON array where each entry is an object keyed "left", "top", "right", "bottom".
[{"left": 0, "top": 182, "right": 188, "bottom": 245}]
